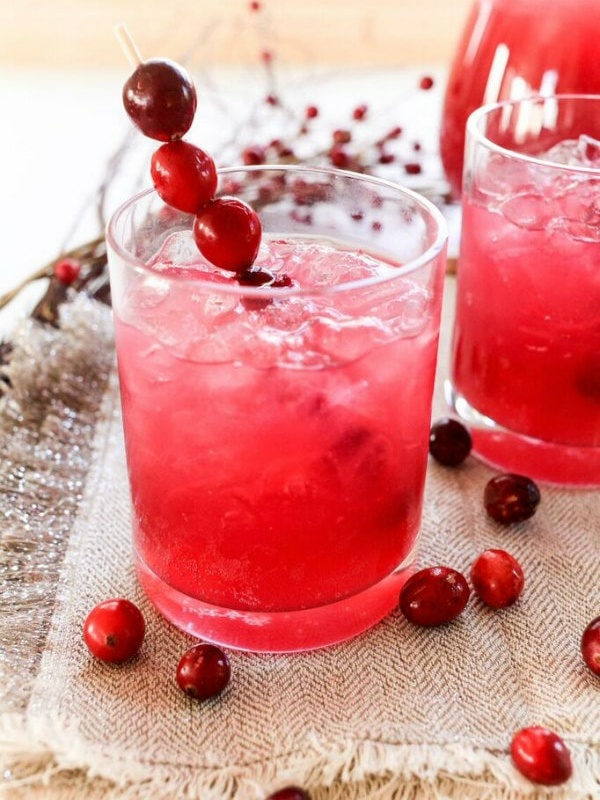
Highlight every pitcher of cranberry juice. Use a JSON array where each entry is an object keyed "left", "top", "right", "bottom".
[{"left": 440, "top": 0, "right": 600, "bottom": 198}]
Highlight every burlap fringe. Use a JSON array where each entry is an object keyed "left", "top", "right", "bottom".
[{"left": 1, "top": 711, "right": 599, "bottom": 799}]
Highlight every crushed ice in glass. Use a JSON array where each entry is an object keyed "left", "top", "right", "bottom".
[
  {"left": 544, "top": 135, "right": 600, "bottom": 167},
  {"left": 126, "top": 232, "right": 432, "bottom": 369}
]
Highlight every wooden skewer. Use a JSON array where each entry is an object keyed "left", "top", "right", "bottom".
[{"left": 114, "top": 22, "right": 143, "bottom": 68}]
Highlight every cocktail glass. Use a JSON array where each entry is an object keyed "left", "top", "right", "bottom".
[
  {"left": 448, "top": 95, "right": 600, "bottom": 486},
  {"left": 106, "top": 165, "right": 447, "bottom": 652}
]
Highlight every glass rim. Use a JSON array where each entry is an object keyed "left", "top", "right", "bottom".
[
  {"left": 105, "top": 164, "right": 448, "bottom": 298},
  {"left": 466, "top": 93, "right": 600, "bottom": 174}
]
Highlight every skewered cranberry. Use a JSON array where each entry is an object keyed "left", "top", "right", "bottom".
[
  {"left": 429, "top": 417, "right": 472, "bottom": 466},
  {"left": 193, "top": 196, "right": 262, "bottom": 272},
  {"left": 510, "top": 726, "right": 572, "bottom": 785},
  {"left": 581, "top": 616, "right": 600, "bottom": 675},
  {"left": 399, "top": 566, "right": 470, "bottom": 627},
  {"left": 151, "top": 140, "right": 217, "bottom": 213},
  {"left": 176, "top": 643, "right": 231, "bottom": 700},
  {"left": 470, "top": 549, "right": 525, "bottom": 608},
  {"left": 83, "top": 598, "right": 145, "bottom": 664},
  {"left": 123, "top": 58, "right": 197, "bottom": 142},
  {"left": 484, "top": 474, "right": 541, "bottom": 524}
]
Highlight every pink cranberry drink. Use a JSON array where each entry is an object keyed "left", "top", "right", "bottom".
[
  {"left": 107, "top": 166, "right": 447, "bottom": 651},
  {"left": 448, "top": 96, "right": 600, "bottom": 485}
]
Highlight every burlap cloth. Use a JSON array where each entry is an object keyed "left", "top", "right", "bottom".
[{"left": 0, "top": 279, "right": 598, "bottom": 800}]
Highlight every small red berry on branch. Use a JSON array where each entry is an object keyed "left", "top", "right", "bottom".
[{"left": 53, "top": 258, "right": 81, "bottom": 286}]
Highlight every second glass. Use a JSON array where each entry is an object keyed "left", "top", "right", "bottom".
[
  {"left": 107, "top": 166, "right": 447, "bottom": 652},
  {"left": 448, "top": 95, "right": 600, "bottom": 486}
]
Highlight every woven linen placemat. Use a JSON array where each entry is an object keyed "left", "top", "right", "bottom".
[{"left": 0, "top": 281, "right": 599, "bottom": 800}]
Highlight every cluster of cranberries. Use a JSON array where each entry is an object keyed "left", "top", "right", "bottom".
[
  {"left": 122, "top": 57, "right": 262, "bottom": 276},
  {"left": 419, "top": 416, "right": 600, "bottom": 785},
  {"left": 83, "top": 599, "right": 231, "bottom": 698}
]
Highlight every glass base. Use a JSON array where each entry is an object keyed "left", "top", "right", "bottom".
[
  {"left": 135, "top": 550, "right": 415, "bottom": 652},
  {"left": 445, "top": 380, "right": 600, "bottom": 487}
]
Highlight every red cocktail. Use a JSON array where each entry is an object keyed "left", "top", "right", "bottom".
[
  {"left": 107, "top": 166, "right": 447, "bottom": 651},
  {"left": 448, "top": 96, "right": 600, "bottom": 485}
]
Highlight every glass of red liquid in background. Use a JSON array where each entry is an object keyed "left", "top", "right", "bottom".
[
  {"left": 447, "top": 95, "right": 600, "bottom": 486},
  {"left": 440, "top": 0, "right": 600, "bottom": 199},
  {"left": 106, "top": 165, "right": 447, "bottom": 652}
]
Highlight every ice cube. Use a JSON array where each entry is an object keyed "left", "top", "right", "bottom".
[
  {"left": 499, "top": 192, "right": 553, "bottom": 230},
  {"left": 542, "top": 135, "right": 600, "bottom": 167},
  {"left": 289, "top": 245, "right": 383, "bottom": 288}
]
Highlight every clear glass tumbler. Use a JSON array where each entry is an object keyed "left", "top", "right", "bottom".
[
  {"left": 107, "top": 165, "right": 447, "bottom": 652},
  {"left": 448, "top": 95, "right": 600, "bottom": 486}
]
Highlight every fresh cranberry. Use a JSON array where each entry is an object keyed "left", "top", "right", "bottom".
[
  {"left": 122, "top": 59, "right": 197, "bottom": 141},
  {"left": 581, "top": 616, "right": 600, "bottom": 675},
  {"left": 193, "top": 196, "right": 262, "bottom": 272},
  {"left": 470, "top": 549, "right": 525, "bottom": 608},
  {"left": 83, "top": 598, "right": 145, "bottom": 663},
  {"left": 510, "top": 726, "right": 572, "bottom": 785},
  {"left": 151, "top": 140, "right": 217, "bottom": 214},
  {"left": 176, "top": 643, "right": 231, "bottom": 700},
  {"left": 419, "top": 75, "right": 435, "bottom": 90},
  {"left": 399, "top": 566, "right": 470, "bottom": 627},
  {"left": 266, "top": 789, "right": 311, "bottom": 800},
  {"left": 484, "top": 474, "right": 541, "bottom": 524},
  {"left": 305, "top": 105, "right": 319, "bottom": 119},
  {"left": 53, "top": 258, "right": 81, "bottom": 286},
  {"left": 429, "top": 417, "right": 472, "bottom": 466}
]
